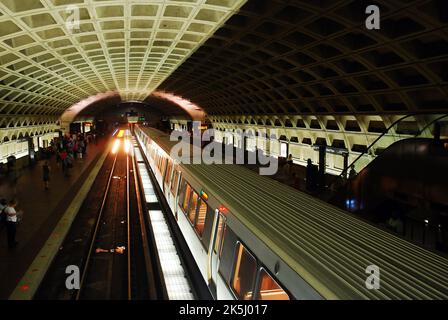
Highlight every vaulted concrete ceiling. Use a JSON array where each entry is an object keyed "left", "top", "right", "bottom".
[
  {"left": 1, "top": 0, "right": 448, "bottom": 120},
  {"left": 0, "top": 0, "right": 247, "bottom": 116},
  {"left": 159, "top": 0, "right": 448, "bottom": 117}
]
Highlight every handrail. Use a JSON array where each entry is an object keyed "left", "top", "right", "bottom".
[
  {"left": 416, "top": 113, "right": 448, "bottom": 137},
  {"left": 339, "top": 113, "right": 418, "bottom": 178}
]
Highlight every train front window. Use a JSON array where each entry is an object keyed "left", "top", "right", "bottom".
[
  {"left": 188, "top": 191, "right": 199, "bottom": 224},
  {"left": 231, "top": 243, "right": 257, "bottom": 300},
  {"left": 256, "top": 269, "right": 289, "bottom": 300}
]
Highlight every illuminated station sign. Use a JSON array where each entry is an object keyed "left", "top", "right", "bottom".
[{"left": 128, "top": 116, "right": 139, "bottom": 123}]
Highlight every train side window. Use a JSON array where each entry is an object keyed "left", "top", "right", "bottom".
[
  {"left": 200, "top": 206, "right": 214, "bottom": 249},
  {"left": 256, "top": 269, "right": 290, "bottom": 300},
  {"left": 188, "top": 191, "right": 199, "bottom": 224},
  {"left": 170, "top": 168, "right": 180, "bottom": 195},
  {"left": 158, "top": 156, "right": 163, "bottom": 171},
  {"left": 215, "top": 215, "right": 225, "bottom": 255},
  {"left": 231, "top": 243, "right": 257, "bottom": 300},
  {"left": 164, "top": 160, "right": 172, "bottom": 186},
  {"left": 177, "top": 179, "right": 187, "bottom": 207},
  {"left": 161, "top": 158, "right": 167, "bottom": 176},
  {"left": 195, "top": 199, "right": 212, "bottom": 238},
  {"left": 182, "top": 184, "right": 192, "bottom": 213},
  {"left": 218, "top": 226, "right": 238, "bottom": 284}
]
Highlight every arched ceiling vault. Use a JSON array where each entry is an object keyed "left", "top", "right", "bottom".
[
  {"left": 159, "top": 0, "right": 448, "bottom": 117},
  {"left": 1, "top": 0, "right": 448, "bottom": 125},
  {"left": 74, "top": 94, "right": 192, "bottom": 119},
  {"left": 0, "top": 0, "right": 247, "bottom": 116}
]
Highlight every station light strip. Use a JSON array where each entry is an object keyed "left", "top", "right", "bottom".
[{"left": 133, "top": 137, "right": 194, "bottom": 300}]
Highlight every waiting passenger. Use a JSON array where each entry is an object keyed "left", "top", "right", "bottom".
[
  {"left": 287, "top": 154, "right": 293, "bottom": 165},
  {"left": 5, "top": 199, "right": 20, "bottom": 249},
  {"left": 60, "top": 149, "right": 68, "bottom": 174},
  {"left": 42, "top": 161, "right": 51, "bottom": 190},
  {"left": 306, "top": 159, "right": 316, "bottom": 191},
  {"left": 349, "top": 165, "right": 357, "bottom": 180},
  {"left": 79, "top": 139, "right": 86, "bottom": 158},
  {"left": 306, "top": 159, "right": 313, "bottom": 191},
  {"left": 282, "top": 161, "right": 291, "bottom": 179}
]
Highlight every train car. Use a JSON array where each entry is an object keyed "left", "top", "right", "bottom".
[
  {"left": 135, "top": 126, "right": 448, "bottom": 300},
  {"left": 111, "top": 128, "right": 132, "bottom": 154}
]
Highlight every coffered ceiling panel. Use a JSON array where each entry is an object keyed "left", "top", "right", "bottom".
[
  {"left": 0, "top": 0, "right": 247, "bottom": 116},
  {"left": 158, "top": 0, "right": 448, "bottom": 116}
]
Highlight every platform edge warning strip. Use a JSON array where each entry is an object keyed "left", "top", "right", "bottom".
[{"left": 8, "top": 145, "right": 110, "bottom": 300}]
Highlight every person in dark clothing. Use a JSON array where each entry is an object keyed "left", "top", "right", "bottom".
[
  {"left": 349, "top": 165, "right": 357, "bottom": 180},
  {"left": 5, "top": 199, "right": 19, "bottom": 249},
  {"left": 60, "top": 150, "right": 68, "bottom": 175},
  {"left": 306, "top": 158, "right": 319, "bottom": 192},
  {"left": 306, "top": 159, "right": 314, "bottom": 191},
  {"left": 43, "top": 161, "right": 51, "bottom": 190}
]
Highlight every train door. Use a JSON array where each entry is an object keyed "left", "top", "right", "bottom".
[{"left": 207, "top": 209, "right": 226, "bottom": 298}]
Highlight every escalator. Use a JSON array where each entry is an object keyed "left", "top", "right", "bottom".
[{"left": 330, "top": 114, "right": 448, "bottom": 253}]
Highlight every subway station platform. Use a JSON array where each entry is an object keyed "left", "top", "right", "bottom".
[
  {"left": 0, "top": 138, "right": 108, "bottom": 299},
  {"left": 0, "top": 0, "right": 448, "bottom": 303}
]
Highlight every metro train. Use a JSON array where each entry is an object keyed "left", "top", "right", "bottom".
[
  {"left": 111, "top": 128, "right": 132, "bottom": 154},
  {"left": 135, "top": 125, "right": 448, "bottom": 300}
]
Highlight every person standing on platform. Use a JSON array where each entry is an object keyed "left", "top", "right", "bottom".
[
  {"left": 73, "top": 140, "right": 79, "bottom": 159},
  {"left": 65, "top": 152, "right": 74, "bottom": 177},
  {"left": 287, "top": 154, "right": 293, "bottom": 166},
  {"left": 42, "top": 161, "right": 51, "bottom": 190},
  {"left": 60, "top": 149, "right": 68, "bottom": 175},
  {"left": 349, "top": 165, "right": 357, "bottom": 180},
  {"left": 306, "top": 159, "right": 314, "bottom": 192},
  {"left": 306, "top": 158, "right": 319, "bottom": 192},
  {"left": 79, "top": 139, "right": 85, "bottom": 158},
  {"left": 5, "top": 199, "right": 19, "bottom": 249}
]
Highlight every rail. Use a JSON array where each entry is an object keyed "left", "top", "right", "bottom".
[{"left": 75, "top": 152, "right": 119, "bottom": 299}]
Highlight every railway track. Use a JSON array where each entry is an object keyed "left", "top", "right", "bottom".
[{"left": 35, "top": 132, "right": 166, "bottom": 300}]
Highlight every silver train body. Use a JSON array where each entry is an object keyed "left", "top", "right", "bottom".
[{"left": 135, "top": 126, "right": 448, "bottom": 300}]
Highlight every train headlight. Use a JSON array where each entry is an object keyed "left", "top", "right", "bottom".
[
  {"left": 124, "top": 139, "right": 131, "bottom": 154},
  {"left": 112, "top": 139, "right": 121, "bottom": 154}
]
